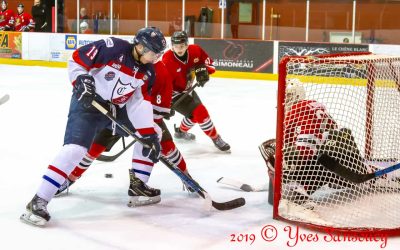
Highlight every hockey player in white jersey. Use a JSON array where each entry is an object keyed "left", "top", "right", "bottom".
[{"left": 20, "top": 27, "right": 167, "bottom": 227}]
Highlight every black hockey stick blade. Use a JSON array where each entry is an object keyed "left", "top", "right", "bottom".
[
  {"left": 160, "top": 158, "right": 246, "bottom": 211},
  {"left": 317, "top": 153, "right": 375, "bottom": 183},
  {"left": 319, "top": 153, "right": 400, "bottom": 183},
  {"left": 211, "top": 197, "right": 246, "bottom": 211},
  {"left": 97, "top": 140, "right": 135, "bottom": 162},
  {"left": 92, "top": 100, "right": 246, "bottom": 211}
]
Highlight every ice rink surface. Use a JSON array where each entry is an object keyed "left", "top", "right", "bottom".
[{"left": 0, "top": 64, "right": 398, "bottom": 250}]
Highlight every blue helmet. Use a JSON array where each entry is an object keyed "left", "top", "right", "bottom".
[{"left": 134, "top": 27, "right": 166, "bottom": 54}]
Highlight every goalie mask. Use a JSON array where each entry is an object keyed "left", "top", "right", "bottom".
[{"left": 285, "top": 78, "right": 305, "bottom": 106}]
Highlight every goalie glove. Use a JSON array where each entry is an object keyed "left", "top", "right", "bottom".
[
  {"left": 194, "top": 64, "right": 209, "bottom": 87},
  {"left": 259, "top": 139, "right": 276, "bottom": 176},
  {"left": 74, "top": 74, "right": 96, "bottom": 108}
]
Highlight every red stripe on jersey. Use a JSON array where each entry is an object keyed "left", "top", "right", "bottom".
[
  {"left": 72, "top": 50, "right": 90, "bottom": 71},
  {"left": 48, "top": 165, "right": 68, "bottom": 178},
  {"left": 141, "top": 84, "right": 152, "bottom": 102},
  {"left": 92, "top": 63, "right": 105, "bottom": 69},
  {"left": 137, "top": 128, "right": 156, "bottom": 136},
  {"left": 154, "top": 118, "right": 163, "bottom": 123},
  {"left": 112, "top": 91, "right": 134, "bottom": 105},
  {"left": 206, "top": 65, "right": 216, "bottom": 74},
  {"left": 132, "top": 159, "right": 154, "bottom": 166}
]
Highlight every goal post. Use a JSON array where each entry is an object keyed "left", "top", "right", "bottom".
[{"left": 274, "top": 52, "right": 400, "bottom": 235}]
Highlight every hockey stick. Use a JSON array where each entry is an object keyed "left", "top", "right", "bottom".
[
  {"left": 0, "top": 94, "right": 10, "bottom": 105},
  {"left": 171, "top": 83, "right": 200, "bottom": 110},
  {"left": 97, "top": 82, "right": 199, "bottom": 162},
  {"left": 97, "top": 140, "right": 135, "bottom": 162},
  {"left": 92, "top": 100, "right": 245, "bottom": 211},
  {"left": 317, "top": 153, "right": 400, "bottom": 184},
  {"left": 217, "top": 177, "right": 268, "bottom": 192}
]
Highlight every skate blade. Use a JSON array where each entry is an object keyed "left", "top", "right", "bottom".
[
  {"left": 20, "top": 212, "right": 47, "bottom": 227},
  {"left": 54, "top": 190, "right": 69, "bottom": 198},
  {"left": 127, "top": 195, "right": 161, "bottom": 207}
]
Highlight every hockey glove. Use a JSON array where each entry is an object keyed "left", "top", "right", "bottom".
[
  {"left": 74, "top": 74, "right": 96, "bottom": 108},
  {"left": 195, "top": 64, "right": 209, "bottom": 87},
  {"left": 141, "top": 134, "right": 161, "bottom": 163},
  {"left": 259, "top": 139, "right": 276, "bottom": 173}
]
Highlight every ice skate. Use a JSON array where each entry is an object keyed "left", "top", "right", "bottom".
[
  {"left": 127, "top": 170, "right": 161, "bottom": 207},
  {"left": 174, "top": 124, "right": 196, "bottom": 141},
  {"left": 212, "top": 135, "right": 231, "bottom": 152},
  {"left": 20, "top": 195, "right": 50, "bottom": 227}
]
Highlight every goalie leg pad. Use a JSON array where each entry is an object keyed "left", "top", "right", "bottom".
[{"left": 320, "top": 128, "right": 366, "bottom": 173}]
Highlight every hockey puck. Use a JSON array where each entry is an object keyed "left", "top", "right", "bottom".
[{"left": 105, "top": 173, "right": 113, "bottom": 178}]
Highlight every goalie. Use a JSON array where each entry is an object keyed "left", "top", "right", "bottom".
[
  {"left": 261, "top": 78, "right": 400, "bottom": 215},
  {"left": 260, "top": 79, "right": 371, "bottom": 213}
]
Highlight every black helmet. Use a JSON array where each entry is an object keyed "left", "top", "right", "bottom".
[
  {"left": 134, "top": 27, "right": 167, "bottom": 54},
  {"left": 171, "top": 31, "right": 188, "bottom": 45}
]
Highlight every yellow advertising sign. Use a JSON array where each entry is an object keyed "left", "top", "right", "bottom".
[{"left": 0, "top": 32, "right": 22, "bottom": 59}]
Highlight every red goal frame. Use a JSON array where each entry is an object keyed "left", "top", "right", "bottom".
[{"left": 273, "top": 51, "right": 400, "bottom": 236}]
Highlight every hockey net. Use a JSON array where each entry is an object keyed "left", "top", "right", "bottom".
[{"left": 274, "top": 52, "right": 400, "bottom": 235}]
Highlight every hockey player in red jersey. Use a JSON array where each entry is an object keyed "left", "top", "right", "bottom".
[
  {"left": 260, "top": 79, "right": 369, "bottom": 218},
  {"left": 14, "top": 3, "right": 35, "bottom": 32},
  {"left": 260, "top": 79, "right": 400, "bottom": 224},
  {"left": 162, "top": 31, "right": 230, "bottom": 151},
  {"left": 0, "top": 1, "right": 15, "bottom": 31},
  {"left": 54, "top": 60, "right": 195, "bottom": 206},
  {"left": 284, "top": 78, "right": 338, "bottom": 160},
  {"left": 20, "top": 27, "right": 167, "bottom": 226}
]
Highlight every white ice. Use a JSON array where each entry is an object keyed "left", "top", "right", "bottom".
[{"left": 0, "top": 65, "right": 398, "bottom": 250}]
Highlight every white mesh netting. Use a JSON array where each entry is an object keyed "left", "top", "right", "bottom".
[{"left": 277, "top": 54, "right": 400, "bottom": 231}]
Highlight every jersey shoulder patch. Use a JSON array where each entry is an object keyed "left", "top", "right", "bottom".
[{"left": 104, "top": 37, "right": 114, "bottom": 48}]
